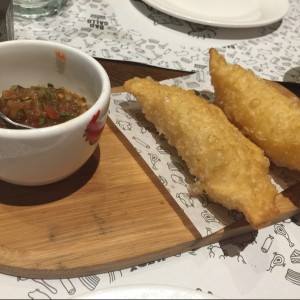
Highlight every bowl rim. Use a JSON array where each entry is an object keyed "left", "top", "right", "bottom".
[{"left": 0, "top": 40, "right": 111, "bottom": 138}]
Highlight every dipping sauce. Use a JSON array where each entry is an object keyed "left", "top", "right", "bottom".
[{"left": 0, "top": 84, "right": 89, "bottom": 128}]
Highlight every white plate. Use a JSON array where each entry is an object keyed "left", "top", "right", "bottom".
[
  {"left": 141, "top": 0, "right": 289, "bottom": 28},
  {"left": 73, "top": 284, "right": 221, "bottom": 299}
]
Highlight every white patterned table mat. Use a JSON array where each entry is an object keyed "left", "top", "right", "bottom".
[{"left": 13, "top": 0, "right": 300, "bottom": 80}]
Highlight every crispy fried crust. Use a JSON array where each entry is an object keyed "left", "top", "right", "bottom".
[
  {"left": 209, "top": 48, "right": 300, "bottom": 171},
  {"left": 124, "top": 77, "right": 278, "bottom": 229}
]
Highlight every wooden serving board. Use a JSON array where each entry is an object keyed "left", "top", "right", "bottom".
[{"left": 0, "top": 88, "right": 299, "bottom": 279}]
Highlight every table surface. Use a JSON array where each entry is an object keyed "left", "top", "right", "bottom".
[{"left": 97, "top": 59, "right": 190, "bottom": 88}]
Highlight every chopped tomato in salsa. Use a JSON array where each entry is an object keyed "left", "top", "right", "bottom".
[{"left": 0, "top": 84, "right": 89, "bottom": 128}]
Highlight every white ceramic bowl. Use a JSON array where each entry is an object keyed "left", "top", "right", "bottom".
[{"left": 0, "top": 40, "right": 111, "bottom": 186}]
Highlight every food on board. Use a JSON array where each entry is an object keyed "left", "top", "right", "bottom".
[
  {"left": 0, "top": 84, "right": 89, "bottom": 128},
  {"left": 209, "top": 48, "right": 300, "bottom": 171},
  {"left": 124, "top": 77, "right": 279, "bottom": 229}
]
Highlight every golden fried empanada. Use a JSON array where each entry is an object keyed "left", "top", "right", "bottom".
[
  {"left": 209, "top": 48, "right": 300, "bottom": 171},
  {"left": 124, "top": 77, "right": 278, "bottom": 228}
]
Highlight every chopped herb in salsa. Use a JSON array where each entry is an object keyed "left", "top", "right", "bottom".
[{"left": 0, "top": 84, "right": 89, "bottom": 128}]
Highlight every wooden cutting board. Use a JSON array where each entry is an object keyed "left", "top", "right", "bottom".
[{"left": 0, "top": 88, "right": 299, "bottom": 279}]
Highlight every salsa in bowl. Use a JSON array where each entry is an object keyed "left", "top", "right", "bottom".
[
  {"left": 0, "top": 84, "right": 89, "bottom": 128},
  {"left": 0, "top": 40, "right": 111, "bottom": 186}
]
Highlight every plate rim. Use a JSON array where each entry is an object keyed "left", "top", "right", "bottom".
[{"left": 141, "top": 0, "right": 290, "bottom": 28}]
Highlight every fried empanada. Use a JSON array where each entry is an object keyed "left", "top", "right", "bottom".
[
  {"left": 124, "top": 77, "right": 278, "bottom": 228},
  {"left": 209, "top": 48, "right": 300, "bottom": 171}
]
